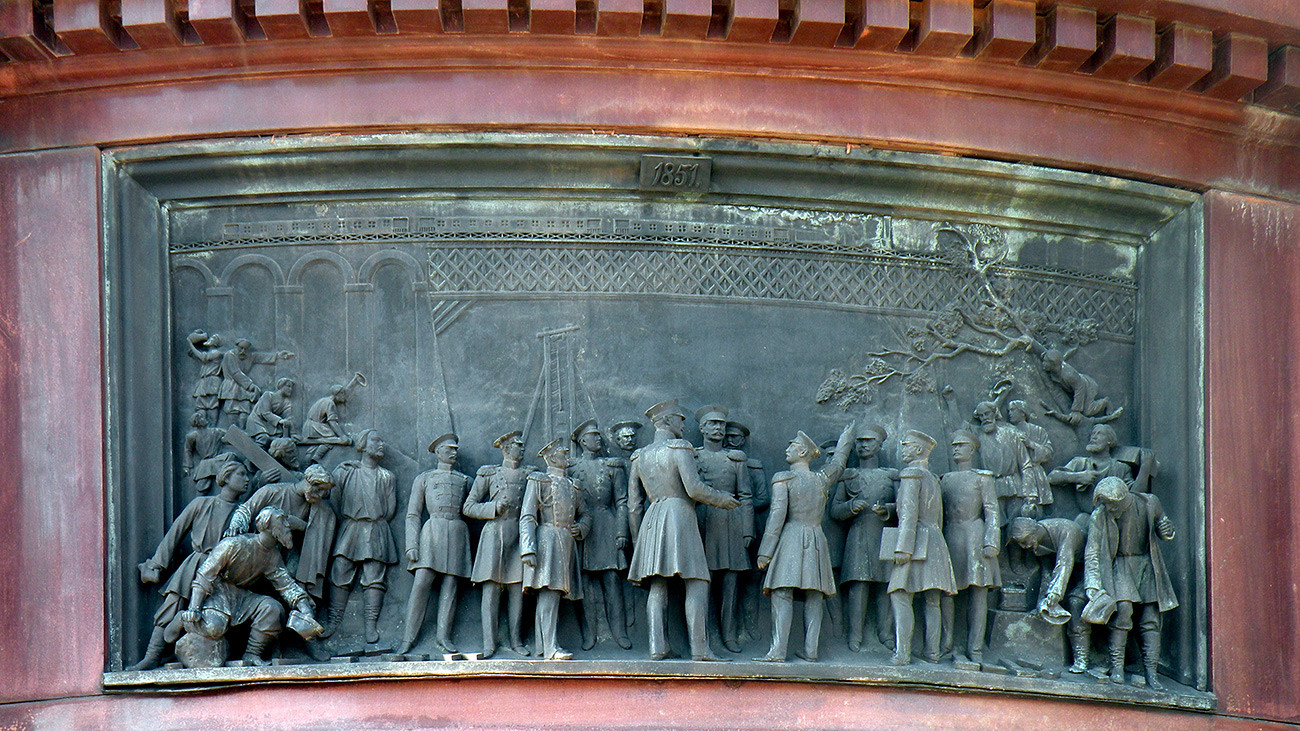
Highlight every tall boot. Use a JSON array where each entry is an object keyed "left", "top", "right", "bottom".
[
  {"left": 845, "top": 582, "right": 865, "bottom": 652},
  {"left": 685, "top": 579, "right": 721, "bottom": 661},
  {"left": 319, "top": 585, "right": 350, "bottom": 639},
  {"left": 800, "top": 592, "right": 824, "bottom": 662},
  {"left": 243, "top": 632, "right": 273, "bottom": 666},
  {"left": 758, "top": 589, "right": 792, "bottom": 662},
  {"left": 720, "top": 572, "right": 740, "bottom": 653},
  {"left": 1068, "top": 628, "right": 1090, "bottom": 673},
  {"left": 364, "top": 587, "right": 385, "bottom": 644},
  {"left": 128, "top": 627, "right": 168, "bottom": 671},
  {"left": 436, "top": 574, "right": 458, "bottom": 653},
  {"left": 647, "top": 579, "right": 669, "bottom": 660},
  {"left": 1108, "top": 628, "right": 1128, "bottom": 684},
  {"left": 1142, "top": 630, "right": 1165, "bottom": 690}
]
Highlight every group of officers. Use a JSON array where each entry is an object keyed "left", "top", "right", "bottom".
[{"left": 132, "top": 395, "right": 1178, "bottom": 690}]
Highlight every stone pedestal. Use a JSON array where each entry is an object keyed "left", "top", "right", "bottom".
[
  {"left": 175, "top": 633, "right": 229, "bottom": 669},
  {"left": 987, "top": 609, "right": 1065, "bottom": 671}
]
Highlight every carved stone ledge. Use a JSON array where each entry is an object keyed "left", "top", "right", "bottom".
[{"left": 101, "top": 657, "right": 1217, "bottom": 711}]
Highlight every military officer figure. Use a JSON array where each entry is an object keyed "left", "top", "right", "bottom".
[
  {"left": 887, "top": 429, "right": 957, "bottom": 666},
  {"left": 694, "top": 405, "right": 753, "bottom": 653},
  {"left": 627, "top": 399, "right": 740, "bottom": 661},
  {"left": 755, "top": 424, "right": 854, "bottom": 663},
  {"left": 569, "top": 419, "right": 632, "bottom": 650},
  {"left": 462, "top": 430, "right": 533, "bottom": 658},
  {"left": 938, "top": 429, "right": 1001, "bottom": 667},
  {"left": 522, "top": 438, "right": 592, "bottom": 660},
  {"left": 726, "top": 420, "right": 768, "bottom": 644},
  {"left": 397, "top": 433, "right": 472, "bottom": 655},
  {"left": 832, "top": 424, "right": 898, "bottom": 652}
]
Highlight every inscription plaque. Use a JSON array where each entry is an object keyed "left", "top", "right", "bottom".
[
  {"left": 101, "top": 135, "right": 1208, "bottom": 709},
  {"left": 639, "top": 154, "right": 712, "bottom": 192}
]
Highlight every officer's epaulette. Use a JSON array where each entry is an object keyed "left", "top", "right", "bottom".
[
  {"left": 899, "top": 466, "right": 929, "bottom": 479},
  {"left": 772, "top": 470, "right": 795, "bottom": 482},
  {"left": 527, "top": 470, "right": 551, "bottom": 484},
  {"left": 667, "top": 438, "right": 693, "bottom": 450},
  {"left": 476, "top": 465, "right": 499, "bottom": 477},
  {"left": 747, "top": 458, "right": 764, "bottom": 469},
  {"left": 727, "top": 449, "right": 746, "bottom": 462},
  {"left": 973, "top": 468, "right": 995, "bottom": 477},
  {"left": 630, "top": 447, "right": 646, "bottom": 461},
  {"left": 602, "top": 456, "right": 626, "bottom": 468}
]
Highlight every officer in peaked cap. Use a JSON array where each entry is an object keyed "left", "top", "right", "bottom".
[
  {"left": 626, "top": 398, "right": 739, "bottom": 661},
  {"left": 427, "top": 432, "right": 459, "bottom": 453},
  {"left": 396, "top": 431, "right": 470, "bottom": 655},
  {"left": 464, "top": 428, "right": 534, "bottom": 658},
  {"left": 694, "top": 402, "right": 752, "bottom": 653},
  {"left": 571, "top": 419, "right": 601, "bottom": 444},
  {"left": 521, "top": 435, "right": 589, "bottom": 660},
  {"left": 569, "top": 417, "right": 633, "bottom": 649}
]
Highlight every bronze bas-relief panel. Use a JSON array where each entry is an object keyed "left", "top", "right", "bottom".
[{"left": 102, "top": 135, "right": 1207, "bottom": 709}]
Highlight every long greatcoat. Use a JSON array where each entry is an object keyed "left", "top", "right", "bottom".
[
  {"left": 758, "top": 469, "right": 837, "bottom": 596},
  {"left": 832, "top": 466, "right": 897, "bottom": 583},
  {"left": 463, "top": 463, "right": 532, "bottom": 584},
  {"left": 520, "top": 470, "right": 591, "bottom": 598},
  {"left": 887, "top": 465, "right": 957, "bottom": 595}
]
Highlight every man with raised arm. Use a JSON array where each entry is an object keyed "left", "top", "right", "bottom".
[{"left": 755, "top": 422, "right": 854, "bottom": 663}]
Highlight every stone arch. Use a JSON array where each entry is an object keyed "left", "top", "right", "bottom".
[
  {"left": 358, "top": 249, "right": 425, "bottom": 286},
  {"left": 171, "top": 258, "right": 220, "bottom": 289},
  {"left": 218, "top": 254, "right": 285, "bottom": 286},
  {"left": 287, "top": 250, "right": 357, "bottom": 286}
]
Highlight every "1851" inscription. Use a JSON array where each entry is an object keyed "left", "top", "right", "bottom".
[{"left": 640, "top": 155, "right": 712, "bottom": 192}]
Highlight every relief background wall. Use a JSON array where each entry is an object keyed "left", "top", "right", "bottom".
[{"left": 2, "top": 0, "right": 1300, "bottom": 726}]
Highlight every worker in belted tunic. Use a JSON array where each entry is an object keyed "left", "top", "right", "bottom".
[
  {"left": 396, "top": 432, "right": 472, "bottom": 655},
  {"left": 521, "top": 438, "right": 591, "bottom": 660}
]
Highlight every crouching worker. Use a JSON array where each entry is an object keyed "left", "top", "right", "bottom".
[{"left": 173, "top": 506, "right": 318, "bottom": 667}]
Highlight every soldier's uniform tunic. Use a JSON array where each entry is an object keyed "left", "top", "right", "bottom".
[
  {"left": 695, "top": 447, "right": 754, "bottom": 571},
  {"left": 628, "top": 438, "right": 734, "bottom": 584},
  {"left": 888, "top": 465, "right": 957, "bottom": 596},
  {"left": 832, "top": 467, "right": 896, "bottom": 584},
  {"left": 939, "top": 468, "right": 1001, "bottom": 590},
  {"left": 758, "top": 469, "right": 837, "bottom": 595},
  {"left": 406, "top": 467, "right": 472, "bottom": 577},
  {"left": 521, "top": 471, "right": 590, "bottom": 598},
  {"left": 463, "top": 463, "right": 532, "bottom": 585},
  {"left": 568, "top": 456, "right": 628, "bottom": 571}
]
